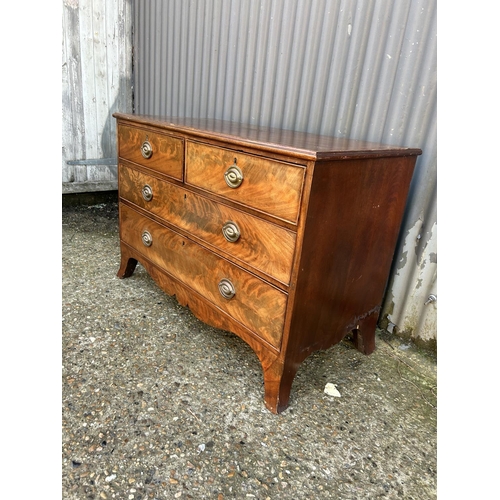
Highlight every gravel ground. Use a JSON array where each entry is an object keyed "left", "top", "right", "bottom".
[{"left": 62, "top": 201, "right": 437, "bottom": 499}]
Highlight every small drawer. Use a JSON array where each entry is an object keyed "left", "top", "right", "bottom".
[
  {"left": 119, "top": 204, "right": 287, "bottom": 348},
  {"left": 185, "top": 141, "right": 305, "bottom": 223},
  {"left": 117, "top": 124, "right": 184, "bottom": 180},
  {"left": 119, "top": 165, "right": 297, "bottom": 285}
]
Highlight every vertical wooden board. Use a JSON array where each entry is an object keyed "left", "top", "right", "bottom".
[
  {"left": 63, "top": 0, "right": 133, "bottom": 188},
  {"left": 78, "top": 0, "right": 98, "bottom": 160},
  {"left": 90, "top": 0, "right": 109, "bottom": 159},
  {"left": 62, "top": 0, "right": 86, "bottom": 181},
  {"left": 102, "top": 0, "right": 120, "bottom": 157},
  {"left": 78, "top": 0, "right": 121, "bottom": 160},
  {"left": 105, "top": 0, "right": 133, "bottom": 156},
  {"left": 62, "top": 6, "right": 73, "bottom": 182}
]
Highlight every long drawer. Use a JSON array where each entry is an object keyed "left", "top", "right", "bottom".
[
  {"left": 117, "top": 124, "right": 184, "bottom": 180},
  {"left": 119, "top": 203, "right": 287, "bottom": 348},
  {"left": 185, "top": 141, "right": 305, "bottom": 223},
  {"left": 119, "top": 164, "right": 296, "bottom": 285}
]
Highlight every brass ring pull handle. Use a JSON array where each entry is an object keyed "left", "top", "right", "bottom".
[
  {"left": 141, "top": 140, "right": 153, "bottom": 159},
  {"left": 141, "top": 230, "right": 153, "bottom": 247},
  {"left": 141, "top": 184, "right": 153, "bottom": 202},
  {"left": 224, "top": 165, "right": 243, "bottom": 189},
  {"left": 218, "top": 278, "right": 236, "bottom": 299},
  {"left": 222, "top": 221, "right": 241, "bottom": 242}
]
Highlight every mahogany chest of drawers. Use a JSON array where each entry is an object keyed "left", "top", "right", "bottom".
[{"left": 114, "top": 113, "right": 421, "bottom": 413}]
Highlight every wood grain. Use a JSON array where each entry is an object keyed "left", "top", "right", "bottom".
[
  {"left": 114, "top": 113, "right": 422, "bottom": 414},
  {"left": 114, "top": 113, "right": 422, "bottom": 161},
  {"left": 118, "top": 124, "right": 184, "bottom": 179},
  {"left": 119, "top": 203, "right": 287, "bottom": 348},
  {"left": 185, "top": 141, "right": 305, "bottom": 223},
  {"left": 117, "top": 241, "right": 282, "bottom": 356},
  {"left": 119, "top": 163, "right": 297, "bottom": 285},
  {"left": 282, "top": 156, "right": 417, "bottom": 366}
]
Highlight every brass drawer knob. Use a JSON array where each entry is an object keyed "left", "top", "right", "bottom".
[
  {"left": 224, "top": 165, "right": 243, "bottom": 189},
  {"left": 142, "top": 184, "right": 153, "bottom": 202},
  {"left": 141, "top": 140, "right": 153, "bottom": 159},
  {"left": 141, "top": 230, "right": 153, "bottom": 247},
  {"left": 218, "top": 278, "right": 236, "bottom": 300},
  {"left": 222, "top": 221, "right": 241, "bottom": 242}
]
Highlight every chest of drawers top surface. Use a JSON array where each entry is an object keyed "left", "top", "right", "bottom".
[
  {"left": 114, "top": 112, "right": 421, "bottom": 414},
  {"left": 113, "top": 113, "right": 422, "bottom": 161}
]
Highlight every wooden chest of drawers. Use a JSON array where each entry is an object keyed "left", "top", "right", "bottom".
[{"left": 114, "top": 113, "right": 421, "bottom": 413}]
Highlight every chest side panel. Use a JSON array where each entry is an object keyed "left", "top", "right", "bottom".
[{"left": 284, "top": 155, "right": 418, "bottom": 356}]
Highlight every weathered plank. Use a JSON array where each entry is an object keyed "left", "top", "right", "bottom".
[{"left": 62, "top": 0, "right": 132, "bottom": 191}]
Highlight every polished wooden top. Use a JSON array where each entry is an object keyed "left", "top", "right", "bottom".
[{"left": 113, "top": 113, "right": 422, "bottom": 161}]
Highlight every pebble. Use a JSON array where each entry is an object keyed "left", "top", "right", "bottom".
[{"left": 324, "top": 383, "right": 341, "bottom": 397}]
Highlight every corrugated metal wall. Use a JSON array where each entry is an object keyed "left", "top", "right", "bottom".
[
  {"left": 62, "top": 0, "right": 133, "bottom": 193},
  {"left": 132, "top": 0, "right": 437, "bottom": 345}
]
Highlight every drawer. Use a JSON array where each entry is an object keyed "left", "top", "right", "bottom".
[
  {"left": 119, "top": 204, "right": 287, "bottom": 348},
  {"left": 185, "top": 141, "right": 305, "bottom": 223},
  {"left": 119, "top": 164, "right": 296, "bottom": 285},
  {"left": 117, "top": 124, "right": 184, "bottom": 180}
]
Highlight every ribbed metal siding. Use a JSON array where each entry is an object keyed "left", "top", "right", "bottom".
[{"left": 132, "top": 0, "right": 437, "bottom": 345}]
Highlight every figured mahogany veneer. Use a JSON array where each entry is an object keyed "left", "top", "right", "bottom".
[
  {"left": 114, "top": 113, "right": 422, "bottom": 414},
  {"left": 117, "top": 124, "right": 184, "bottom": 179},
  {"left": 186, "top": 141, "right": 305, "bottom": 223},
  {"left": 119, "top": 163, "right": 296, "bottom": 285}
]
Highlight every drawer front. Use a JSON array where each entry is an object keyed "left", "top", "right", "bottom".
[
  {"left": 185, "top": 141, "right": 305, "bottom": 223},
  {"left": 117, "top": 124, "right": 184, "bottom": 180},
  {"left": 119, "top": 204, "right": 287, "bottom": 348},
  {"left": 119, "top": 164, "right": 296, "bottom": 285}
]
